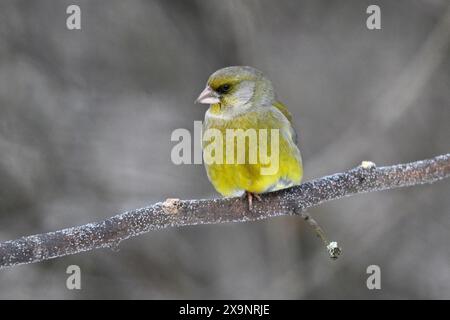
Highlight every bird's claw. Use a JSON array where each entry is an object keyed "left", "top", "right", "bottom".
[{"left": 245, "top": 191, "right": 261, "bottom": 210}]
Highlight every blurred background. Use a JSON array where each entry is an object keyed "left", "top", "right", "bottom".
[{"left": 0, "top": 0, "right": 449, "bottom": 299}]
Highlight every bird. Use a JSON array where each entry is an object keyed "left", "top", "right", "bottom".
[{"left": 196, "top": 66, "right": 303, "bottom": 208}]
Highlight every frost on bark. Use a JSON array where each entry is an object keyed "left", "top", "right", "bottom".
[{"left": 0, "top": 153, "right": 449, "bottom": 269}]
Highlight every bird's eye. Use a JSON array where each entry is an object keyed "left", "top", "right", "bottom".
[{"left": 217, "top": 84, "right": 231, "bottom": 94}]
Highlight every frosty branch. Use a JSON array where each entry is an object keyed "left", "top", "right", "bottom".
[{"left": 1, "top": 153, "right": 449, "bottom": 269}]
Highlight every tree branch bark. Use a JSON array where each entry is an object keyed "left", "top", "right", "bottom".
[{"left": 1, "top": 153, "right": 449, "bottom": 269}]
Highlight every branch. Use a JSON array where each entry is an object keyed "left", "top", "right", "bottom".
[{"left": 1, "top": 153, "right": 449, "bottom": 269}]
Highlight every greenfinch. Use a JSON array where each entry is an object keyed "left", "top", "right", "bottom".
[{"left": 196, "top": 66, "right": 303, "bottom": 207}]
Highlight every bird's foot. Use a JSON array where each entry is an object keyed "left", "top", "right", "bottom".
[{"left": 245, "top": 191, "right": 262, "bottom": 210}]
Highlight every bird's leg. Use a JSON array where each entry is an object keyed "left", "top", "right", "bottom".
[{"left": 245, "top": 191, "right": 262, "bottom": 210}]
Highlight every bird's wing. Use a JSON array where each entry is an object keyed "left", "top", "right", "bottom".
[
  {"left": 273, "top": 101, "right": 293, "bottom": 123},
  {"left": 273, "top": 100, "right": 298, "bottom": 145}
]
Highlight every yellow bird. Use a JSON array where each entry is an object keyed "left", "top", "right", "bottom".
[{"left": 196, "top": 66, "right": 303, "bottom": 207}]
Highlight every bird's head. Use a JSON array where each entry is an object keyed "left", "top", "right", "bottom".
[{"left": 196, "top": 66, "right": 275, "bottom": 115}]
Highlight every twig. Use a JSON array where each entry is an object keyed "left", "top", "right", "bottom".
[
  {"left": 298, "top": 210, "right": 342, "bottom": 260},
  {"left": 0, "top": 153, "right": 449, "bottom": 269}
]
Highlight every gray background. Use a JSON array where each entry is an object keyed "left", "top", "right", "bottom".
[{"left": 0, "top": 0, "right": 449, "bottom": 299}]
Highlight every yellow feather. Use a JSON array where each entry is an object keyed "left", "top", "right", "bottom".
[{"left": 203, "top": 104, "right": 303, "bottom": 196}]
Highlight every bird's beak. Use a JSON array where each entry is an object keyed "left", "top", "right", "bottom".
[{"left": 195, "top": 86, "right": 220, "bottom": 104}]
